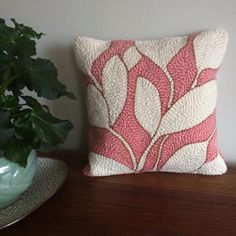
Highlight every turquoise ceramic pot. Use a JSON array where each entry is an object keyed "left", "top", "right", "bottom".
[{"left": 0, "top": 150, "right": 37, "bottom": 209}]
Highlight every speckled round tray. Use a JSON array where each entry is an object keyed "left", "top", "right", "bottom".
[{"left": 0, "top": 158, "right": 68, "bottom": 230}]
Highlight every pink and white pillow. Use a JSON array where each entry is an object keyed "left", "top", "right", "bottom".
[{"left": 74, "top": 29, "right": 228, "bottom": 177}]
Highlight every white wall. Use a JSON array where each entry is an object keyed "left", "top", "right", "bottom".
[{"left": 0, "top": 0, "right": 235, "bottom": 163}]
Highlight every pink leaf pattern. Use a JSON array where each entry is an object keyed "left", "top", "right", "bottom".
[
  {"left": 167, "top": 34, "right": 197, "bottom": 104},
  {"left": 197, "top": 68, "right": 218, "bottom": 86},
  {"left": 112, "top": 55, "right": 170, "bottom": 163},
  {"left": 75, "top": 29, "right": 228, "bottom": 176},
  {"left": 89, "top": 127, "right": 134, "bottom": 169},
  {"left": 156, "top": 112, "right": 216, "bottom": 170},
  {"left": 205, "top": 130, "right": 218, "bottom": 163}
]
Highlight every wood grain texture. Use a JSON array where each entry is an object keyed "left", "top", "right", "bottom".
[{"left": 1, "top": 151, "right": 236, "bottom": 236}]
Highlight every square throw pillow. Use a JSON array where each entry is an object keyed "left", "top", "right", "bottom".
[{"left": 74, "top": 29, "right": 228, "bottom": 177}]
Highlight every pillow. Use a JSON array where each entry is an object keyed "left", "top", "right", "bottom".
[{"left": 74, "top": 29, "right": 228, "bottom": 177}]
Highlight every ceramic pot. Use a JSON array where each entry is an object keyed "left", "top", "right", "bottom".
[{"left": 0, "top": 150, "right": 37, "bottom": 208}]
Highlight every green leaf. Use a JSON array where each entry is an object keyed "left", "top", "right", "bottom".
[
  {"left": 66, "top": 92, "right": 76, "bottom": 100},
  {"left": 21, "top": 96, "right": 43, "bottom": 111},
  {"left": 26, "top": 58, "right": 74, "bottom": 100},
  {"left": 0, "top": 18, "right": 74, "bottom": 164},
  {"left": 0, "top": 108, "right": 14, "bottom": 156},
  {"left": 13, "top": 109, "right": 37, "bottom": 144},
  {"left": 13, "top": 36, "right": 37, "bottom": 56},
  {"left": 0, "top": 18, "right": 43, "bottom": 56},
  {"left": 14, "top": 106, "right": 73, "bottom": 152},
  {"left": 30, "top": 109, "right": 73, "bottom": 148},
  {"left": 0, "top": 18, "right": 75, "bottom": 100},
  {"left": 0, "top": 51, "right": 8, "bottom": 72},
  {"left": 0, "top": 108, "right": 12, "bottom": 127},
  {"left": 22, "top": 96, "right": 55, "bottom": 117},
  {"left": 0, "top": 95, "right": 19, "bottom": 109},
  {"left": 13, "top": 54, "right": 32, "bottom": 92},
  {"left": 0, "top": 18, "right": 15, "bottom": 51},
  {"left": 4, "top": 137, "right": 32, "bottom": 167},
  {"left": 11, "top": 18, "right": 44, "bottom": 39},
  {"left": 0, "top": 18, "right": 38, "bottom": 57}
]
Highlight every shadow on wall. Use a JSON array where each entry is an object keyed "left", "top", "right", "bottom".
[{"left": 41, "top": 42, "right": 89, "bottom": 155}]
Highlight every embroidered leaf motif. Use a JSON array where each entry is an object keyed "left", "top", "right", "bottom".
[
  {"left": 87, "top": 84, "right": 109, "bottom": 128},
  {"left": 102, "top": 55, "right": 127, "bottom": 125},
  {"left": 88, "top": 153, "right": 133, "bottom": 176},
  {"left": 134, "top": 77, "right": 161, "bottom": 137},
  {"left": 90, "top": 40, "right": 134, "bottom": 86},
  {"left": 135, "top": 37, "right": 187, "bottom": 72},
  {"left": 75, "top": 36, "right": 110, "bottom": 74},
  {"left": 193, "top": 29, "right": 228, "bottom": 71},
  {"left": 167, "top": 35, "right": 197, "bottom": 103},
  {"left": 123, "top": 46, "right": 141, "bottom": 70},
  {"left": 74, "top": 31, "right": 228, "bottom": 176},
  {"left": 156, "top": 112, "right": 216, "bottom": 170},
  {"left": 157, "top": 80, "right": 217, "bottom": 137},
  {"left": 140, "top": 136, "right": 165, "bottom": 172},
  {"left": 130, "top": 56, "right": 170, "bottom": 115},
  {"left": 205, "top": 130, "right": 218, "bottom": 163},
  {"left": 89, "top": 126, "right": 134, "bottom": 169},
  {"left": 195, "top": 154, "right": 227, "bottom": 175},
  {"left": 197, "top": 68, "right": 218, "bottom": 87},
  {"left": 160, "top": 141, "right": 208, "bottom": 173}
]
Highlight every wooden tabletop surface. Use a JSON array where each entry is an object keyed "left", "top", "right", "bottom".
[{"left": 1, "top": 152, "right": 236, "bottom": 236}]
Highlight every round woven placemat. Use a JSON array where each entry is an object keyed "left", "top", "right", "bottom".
[{"left": 0, "top": 158, "right": 68, "bottom": 230}]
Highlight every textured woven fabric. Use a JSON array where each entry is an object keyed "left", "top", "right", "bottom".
[{"left": 74, "top": 29, "right": 228, "bottom": 176}]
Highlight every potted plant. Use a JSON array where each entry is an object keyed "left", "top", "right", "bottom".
[{"left": 0, "top": 18, "right": 74, "bottom": 208}]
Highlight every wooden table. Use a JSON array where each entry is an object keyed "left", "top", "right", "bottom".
[{"left": 1, "top": 152, "right": 236, "bottom": 236}]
